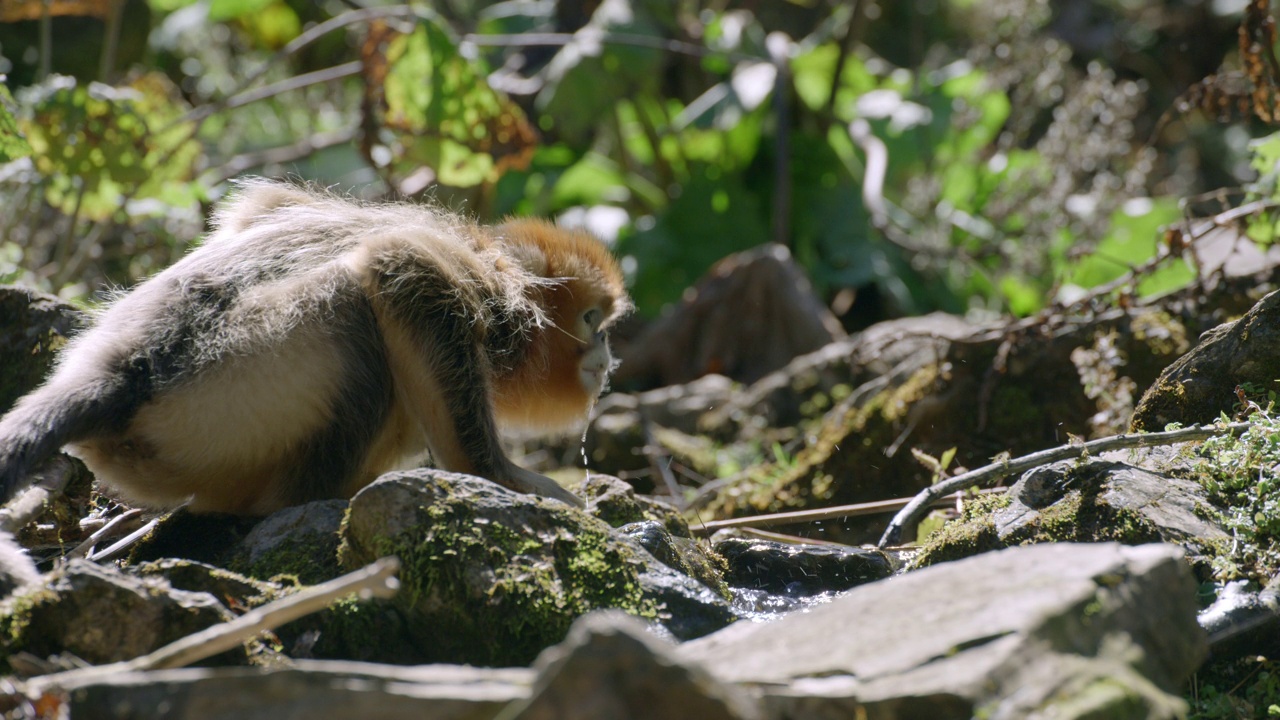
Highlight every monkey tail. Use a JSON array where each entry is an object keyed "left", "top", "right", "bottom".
[{"left": 0, "top": 375, "right": 132, "bottom": 503}]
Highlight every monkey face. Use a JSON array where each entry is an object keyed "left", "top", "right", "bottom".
[{"left": 576, "top": 306, "right": 615, "bottom": 398}]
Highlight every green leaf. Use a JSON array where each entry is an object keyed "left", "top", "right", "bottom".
[
  {"left": 146, "top": 0, "right": 199, "bottom": 11},
  {"left": 940, "top": 447, "right": 957, "bottom": 471},
  {"left": 999, "top": 274, "right": 1041, "bottom": 317},
  {"left": 1066, "top": 197, "right": 1186, "bottom": 296},
  {"left": 0, "top": 85, "right": 31, "bottom": 163},
  {"left": 208, "top": 0, "right": 273, "bottom": 21},
  {"left": 20, "top": 73, "right": 203, "bottom": 221},
  {"left": 615, "top": 168, "right": 770, "bottom": 316},
  {"left": 370, "top": 19, "right": 536, "bottom": 187}
]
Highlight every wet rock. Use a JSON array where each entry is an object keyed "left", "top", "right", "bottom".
[
  {"left": 1198, "top": 577, "right": 1280, "bottom": 661},
  {"left": 712, "top": 536, "right": 892, "bottom": 596},
  {"left": 1, "top": 559, "right": 236, "bottom": 667},
  {"left": 619, "top": 521, "right": 727, "bottom": 597},
  {"left": 680, "top": 543, "right": 1205, "bottom": 719},
  {"left": 635, "top": 559, "right": 738, "bottom": 642},
  {"left": 509, "top": 611, "right": 760, "bottom": 720}
]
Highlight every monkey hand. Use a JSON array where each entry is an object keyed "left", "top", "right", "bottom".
[{"left": 496, "top": 464, "right": 585, "bottom": 508}]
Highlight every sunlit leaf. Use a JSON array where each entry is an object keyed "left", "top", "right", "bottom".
[
  {"left": 0, "top": 85, "right": 31, "bottom": 163},
  {"left": 146, "top": 0, "right": 198, "bottom": 11},
  {"left": 361, "top": 18, "right": 537, "bottom": 188},
  {"left": 535, "top": 0, "right": 668, "bottom": 147},
  {"left": 1066, "top": 197, "right": 1186, "bottom": 295},
  {"left": 20, "top": 73, "right": 203, "bottom": 221}
]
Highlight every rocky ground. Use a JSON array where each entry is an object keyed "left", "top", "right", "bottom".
[{"left": 6, "top": 236, "right": 1280, "bottom": 718}]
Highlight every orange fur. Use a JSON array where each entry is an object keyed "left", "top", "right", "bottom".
[{"left": 489, "top": 220, "right": 629, "bottom": 434}]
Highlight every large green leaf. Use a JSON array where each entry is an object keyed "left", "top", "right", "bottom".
[{"left": 363, "top": 18, "right": 536, "bottom": 188}]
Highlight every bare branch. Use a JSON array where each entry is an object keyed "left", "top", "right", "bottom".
[
  {"left": 205, "top": 125, "right": 361, "bottom": 186},
  {"left": 690, "top": 488, "right": 1006, "bottom": 535}
]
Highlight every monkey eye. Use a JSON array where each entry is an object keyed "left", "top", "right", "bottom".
[{"left": 582, "top": 307, "right": 604, "bottom": 332}]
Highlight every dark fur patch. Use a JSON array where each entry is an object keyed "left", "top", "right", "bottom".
[
  {"left": 284, "top": 287, "right": 394, "bottom": 504},
  {"left": 372, "top": 251, "right": 513, "bottom": 478}
]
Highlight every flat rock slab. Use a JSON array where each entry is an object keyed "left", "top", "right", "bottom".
[{"left": 679, "top": 542, "right": 1204, "bottom": 719}]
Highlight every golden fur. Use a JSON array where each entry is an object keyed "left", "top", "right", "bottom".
[{"left": 0, "top": 180, "right": 629, "bottom": 513}]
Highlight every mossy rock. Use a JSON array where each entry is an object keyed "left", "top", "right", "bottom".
[
  {"left": 913, "top": 459, "right": 1220, "bottom": 569},
  {"left": 1132, "top": 290, "right": 1280, "bottom": 431},
  {"left": 581, "top": 474, "right": 690, "bottom": 537},
  {"left": 0, "top": 559, "right": 237, "bottom": 670},
  {"left": 340, "top": 470, "right": 659, "bottom": 667}
]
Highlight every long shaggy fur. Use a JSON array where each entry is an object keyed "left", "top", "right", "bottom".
[{"left": 0, "top": 180, "right": 628, "bottom": 514}]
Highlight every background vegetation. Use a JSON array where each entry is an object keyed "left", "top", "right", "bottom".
[{"left": 0, "top": 0, "right": 1273, "bottom": 328}]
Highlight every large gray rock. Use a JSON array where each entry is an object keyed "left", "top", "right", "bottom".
[
  {"left": 679, "top": 543, "right": 1204, "bottom": 719},
  {"left": 30, "top": 544, "right": 1205, "bottom": 720},
  {"left": 712, "top": 536, "right": 892, "bottom": 596}
]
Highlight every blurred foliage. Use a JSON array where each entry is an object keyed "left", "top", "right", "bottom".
[{"left": 0, "top": 0, "right": 1273, "bottom": 321}]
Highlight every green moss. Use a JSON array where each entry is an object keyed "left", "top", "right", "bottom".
[
  {"left": 912, "top": 473, "right": 1162, "bottom": 568},
  {"left": 226, "top": 529, "right": 343, "bottom": 586},
  {"left": 345, "top": 496, "right": 658, "bottom": 667},
  {"left": 710, "top": 363, "right": 945, "bottom": 519},
  {"left": 912, "top": 493, "right": 1009, "bottom": 567},
  {"left": 0, "top": 587, "right": 56, "bottom": 670},
  {"left": 1129, "top": 376, "right": 1189, "bottom": 432},
  {"left": 1013, "top": 492, "right": 1162, "bottom": 546}
]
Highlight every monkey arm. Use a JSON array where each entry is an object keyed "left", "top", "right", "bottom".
[{"left": 363, "top": 245, "right": 584, "bottom": 508}]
